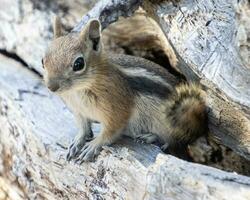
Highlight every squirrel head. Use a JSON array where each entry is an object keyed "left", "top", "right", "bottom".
[{"left": 42, "top": 16, "right": 103, "bottom": 93}]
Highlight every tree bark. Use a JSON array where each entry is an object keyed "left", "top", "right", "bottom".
[
  {"left": 73, "top": 0, "right": 143, "bottom": 31},
  {"left": 1, "top": 0, "right": 250, "bottom": 199},
  {"left": 0, "top": 0, "right": 94, "bottom": 75},
  {"left": 141, "top": 0, "right": 250, "bottom": 160},
  {"left": 1, "top": 53, "right": 250, "bottom": 200}
]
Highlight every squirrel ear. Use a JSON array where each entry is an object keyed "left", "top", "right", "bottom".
[
  {"left": 85, "top": 19, "right": 102, "bottom": 51},
  {"left": 53, "top": 16, "right": 63, "bottom": 38}
]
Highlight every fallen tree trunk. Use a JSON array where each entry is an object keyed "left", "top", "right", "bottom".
[
  {"left": 1, "top": 0, "right": 250, "bottom": 199},
  {"left": 0, "top": 53, "right": 250, "bottom": 200},
  {"left": 142, "top": 0, "right": 250, "bottom": 161},
  {"left": 0, "top": 0, "right": 95, "bottom": 75}
]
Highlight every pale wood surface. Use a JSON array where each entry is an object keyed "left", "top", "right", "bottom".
[
  {"left": 1, "top": 54, "right": 250, "bottom": 199},
  {"left": 142, "top": 0, "right": 250, "bottom": 159},
  {"left": 1, "top": 0, "right": 250, "bottom": 199}
]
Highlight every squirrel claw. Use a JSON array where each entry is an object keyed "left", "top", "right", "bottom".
[
  {"left": 135, "top": 132, "right": 158, "bottom": 144},
  {"left": 75, "top": 140, "right": 101, "bottom": 163},
  {"left": 135, "top": 139, "right": 145, "bottom": 144},
  {"left": 161, "top": 143, "right": 169, "bottom": 152},
  {"left": 66, "top": 138, "right": 87, "bottom": 161},
  {"left": 66, "top": 145, "right": 79, "bottom": 161}
]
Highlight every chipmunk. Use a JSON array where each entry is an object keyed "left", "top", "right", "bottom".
[{"left": 42, "top": 17, "right": 207, "bottom": 162}]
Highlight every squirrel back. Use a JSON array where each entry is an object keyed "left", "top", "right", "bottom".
[{"left": 107, "top": 53, "right": 207, "bottom": 147}]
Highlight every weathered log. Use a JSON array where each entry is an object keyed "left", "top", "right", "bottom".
[
  {"left": 0, "top": 0, "right": 94, "bottom": 74},
  {"left": 142, "top": 0, "right": 250, "bottom": 159},
  {"left": 73, "top": 0, "right": 143, "bottom": 31},
  {"left": 1, "top": 0, "right": 250, "bottom": 199},
  {"left": 1, "top": 54, "right": 250, "bottom": 199}
]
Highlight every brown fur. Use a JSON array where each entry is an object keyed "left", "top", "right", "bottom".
[
  {"left": 88, "top": 59, "right": 135, "bottom": 140},
  {"left": 43, "top": 18, "right": 207, "bottom": 162},
  {"left": 165, "top": 83, "right": 207, "bottom": 146}
]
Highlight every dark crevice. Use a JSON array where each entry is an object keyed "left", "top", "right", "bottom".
[
  {"left": 201, "top": 172, "right": 250, "bottom": 186},
  {"left": 0, "top": 49, "right": 43, "bottom": 78},
  {"left": 15, "top": 89, "right": 47, "bottom": 101},
  {"left": 148, "top": 50, "right": 186, "bottom": 81},
  {"left": 0, "top": 49, "right": 28, "bottom": 67},
  {"left": 210, "top": 149, "right": 223, "bottom": 163}
]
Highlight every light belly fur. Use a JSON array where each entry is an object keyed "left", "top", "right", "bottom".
[{"left": 123, "top": 95, "right": 168, "bottom": 142}]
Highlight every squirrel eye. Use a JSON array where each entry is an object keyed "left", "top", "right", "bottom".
[{"left": 73, "top": 57, "right": 85, "bottom": 72}]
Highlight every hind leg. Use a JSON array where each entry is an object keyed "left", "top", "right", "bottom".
[
  {"left": 161, "top": 143, "right": 169, "bottom": 151},
  {"left": 135, "top": 132, "right": 159, "bottom": 144}
]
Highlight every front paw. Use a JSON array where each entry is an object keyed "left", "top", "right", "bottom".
[
  {"left": 75, "top": 139, "right": 102, "bottom": 163},
  {"left": 66, "top": 137, "right": 87, "bottom": 161}
]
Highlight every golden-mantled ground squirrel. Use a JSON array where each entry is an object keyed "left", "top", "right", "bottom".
[{"left": 42, "top": 17, "right": 207, "bottom": 162}]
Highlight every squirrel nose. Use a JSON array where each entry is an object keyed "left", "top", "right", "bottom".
[{"left": 48, "top": 83, "right": 60, "bottom": 92}]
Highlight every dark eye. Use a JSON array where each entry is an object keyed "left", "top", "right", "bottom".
[{"left": 73, "top": 57, "right": 85, "bottom": 72}]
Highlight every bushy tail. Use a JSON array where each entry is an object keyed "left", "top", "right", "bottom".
[{"left": 165, "top": 83, "right": 208, "bottom": 146}]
